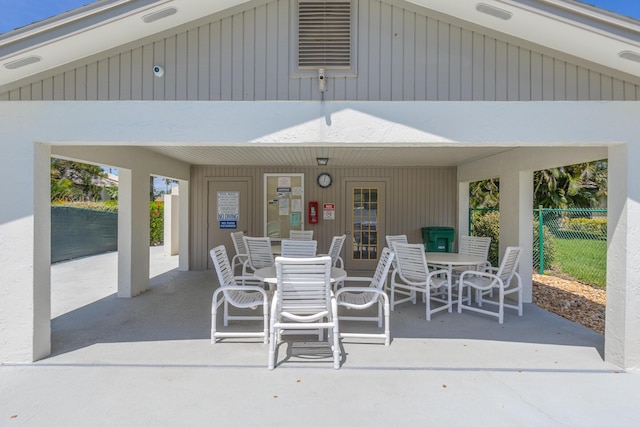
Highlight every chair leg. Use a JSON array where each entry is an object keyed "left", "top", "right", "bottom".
[
  {"left": 333, "top": 326, "right": 341, "bottom": 370},
  {"left": 383, "top": 297, "right": 390, "bottom": 346},
  {"left": 223, "top": 300, "right": 229, "bottom": 326}
]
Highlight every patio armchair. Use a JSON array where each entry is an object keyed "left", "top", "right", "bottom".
[
  {"left": 391, "top": 242, "right": 452, "bottom": 321},
  {"left": 456, "top": 235, "right": 492, "bottom": 271},
  {"left": 335, "top": 247, "right": 395, "bottom": 345},
  {"left": 385, "top": 234, "right": 408, "bottom": 292},
  {"left": 209, "top": 245, "right": 270, "bottom": 344},
  {"left": 289, "top": 230, "right": 314, "bottom": 241},
  {"left": 268, "top": 256, "right": 340, "bottom": 370},
  {"left": 243, "top": 236, "right": 275, "bottom": 276},
  {"left": 319, "top": 234, "right": 346, "bottom": 268},
  {"left": 230, "top": 231, "right": 250, "bottom": 274},
  {"left": 457, "top": 246, "right": 523, "bottom": 324},
  {"left": 280, "top": 239, "right": 318, "bottom": 258}
]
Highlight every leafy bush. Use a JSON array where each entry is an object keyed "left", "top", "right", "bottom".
[
  {"left": 150, "top": 201, "right": 164, "bottom": 246},
  {"left": 564, "top": 217, "right": 607, "bottom": 236},
  {"left": 471, "top": 210, "right": 500, "bottom": 266},
  {"left": 51, "top": 201, "right": 118, "bottom": 212}
]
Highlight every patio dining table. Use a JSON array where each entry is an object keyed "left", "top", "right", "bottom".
[
  {"left": 425, "top": 252, "right": 486, "bottom": 275},
  {"left": 253, "top": 265, "right": 347, "bottom": 287}
]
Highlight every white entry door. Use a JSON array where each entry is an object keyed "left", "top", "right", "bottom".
[{"left": 207, "top": 179, "right": 250, "bottom": 269}]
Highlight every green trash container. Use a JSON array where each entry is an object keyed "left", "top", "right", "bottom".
[{"left": 421, "top": 226, "right": 455, "bottom": 252}]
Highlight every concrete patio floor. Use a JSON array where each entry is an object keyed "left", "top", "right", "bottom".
[{"left": 2, "top": 246, "right": 640, "bottom": 426}]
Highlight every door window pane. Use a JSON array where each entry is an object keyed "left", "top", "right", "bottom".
[{"left": 352, "top": 187, "right": 378, "bottom": 260}]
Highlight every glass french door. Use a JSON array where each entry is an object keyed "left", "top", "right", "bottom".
[{"left": 345, "top": 181, "right": 386, "bottom": 271}]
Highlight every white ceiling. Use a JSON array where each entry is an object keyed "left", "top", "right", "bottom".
[{"left": 145, "top": 144, "right": 514, "bottom": 167}]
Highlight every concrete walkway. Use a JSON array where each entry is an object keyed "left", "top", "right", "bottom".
[{"left": 1, "top": 247, "right": 639, "bottom": 426}]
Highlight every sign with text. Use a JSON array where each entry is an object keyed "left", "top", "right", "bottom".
[
  {"left": 323, "top": 203, "right": 335, "bottom": 220},
  {"left": 217, "top": 192, "right": 239, "bottom": 229}
]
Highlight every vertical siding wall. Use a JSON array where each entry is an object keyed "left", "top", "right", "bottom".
[
  {"left": 2, "top": 0, "right": 639, "bottom": 101},
  {"left": 191, "top": 165, "right": 456, "bottom": 270}
]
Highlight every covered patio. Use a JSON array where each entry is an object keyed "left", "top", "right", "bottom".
[
  {"left": 3, "top": 246, "right": 638, "bottom": 425},
  {"left": 3, "top": 100, "right": 637, "bottom": 367}
]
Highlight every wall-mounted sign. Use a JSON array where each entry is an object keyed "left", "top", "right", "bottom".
[
  {"left": 323, "top": 203, "right": 335, "bottom": 220},
  {"left": 217, "top": 191, "right": 239, "bottom": 229}
]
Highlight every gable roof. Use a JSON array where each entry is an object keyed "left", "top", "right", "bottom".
[{"left": 1, "top": 0, "right": 640, "bottom": 89}]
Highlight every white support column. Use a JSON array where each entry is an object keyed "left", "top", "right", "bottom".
[
  {"left": 117, "top": 168, "right": 151, "bottom": 297},
  {"left": 178, "top": 179, "right": 189, "bottom": 271},
  {"left": 33, "top": 143, "right": 52, "bottom": 360},
  {"left": 498, "top": 169, "right": 534, "bottom": 303},
  {"left": 606, "top": 143, "right": 640, "bottom": 369},
  {"left": 458, "top": 181, "right": 470, "bottom": 243},
  {"left": 0, "top": 140, "right": 49, "bottom": 363},
  {"left": 518, "top": 171, "right": 534, "bottom": 304},
  {"left": 164, "top": 187, "right": 179, "bottom": 256}
]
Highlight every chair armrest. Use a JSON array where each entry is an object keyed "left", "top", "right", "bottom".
[
  {"left": 339, "top": 277, "right": 371, "bottom": 285},
  {"left": 220, "top": 284, "right": 268, "bottom": 294},
  {"left": 458, "top": 270, "right": 503, "bottom": 289},
  {"left": 335, "top": 286, "right": 384, "bottom": 296},
  {"left": 427, "top": 269, "right": 450, "bottom": 280},
  {"left": 233, "top": 275, "right": 265, "bottom": 285}
]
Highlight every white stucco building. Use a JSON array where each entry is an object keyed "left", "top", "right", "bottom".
[{"left": 1, "top": 0, "right": 639, "bottom": 369}]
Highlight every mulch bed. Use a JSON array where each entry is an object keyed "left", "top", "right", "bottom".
[{"left": 532, "top": 274, "right": 605, "bottom": 334}]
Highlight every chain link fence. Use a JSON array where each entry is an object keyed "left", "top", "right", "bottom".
[{"left": 470, "top": 207, "right": 607, "bottom": 287}]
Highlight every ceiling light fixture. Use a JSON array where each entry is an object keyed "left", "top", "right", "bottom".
[
  {"left": 619, "top": 50, "right": 640, "bottom": 63},
  {"left": 142, "top": 7, "right": 178, "bottom": 24},
  {"left": 316, "top": 157, "right": 329, "bottom": 166},
  {"left": 4, "top": 56, "right": 42, "bottom": 70},
  {"left": 475, "top": 3, "right": 513, "bottom": 21}
]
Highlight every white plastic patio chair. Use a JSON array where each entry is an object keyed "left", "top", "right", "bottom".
[
  {"left": 391, "top": 242, "right": 452, "bottom": 321},
  {"left": 230, "top": 231, "right": 250, "bottom": 274},
  {"left": 280, "top": 239, "right": 318, "bottom": 258},
  {"left": 209, "top": 245, "right": 270, "bottom": 344},
  {"left": 268, "top": 256, "right": 340, "bottom": 370},
  {"left": 289, "top": 230, "right": 314, "bottom": 241},
  {"left": 457, "top": 235, "right": 492, "bottom": 270},
  {"left": 384, "top": 234, "right": 408, "bottom": 292},
  {"left": 335, "top": 247, "right": 395, "bottom": 345},
  {"left": 457, "top": 246, "right": 523, "bottom": 324},
  {"left": 319, "top": 234, "right": 346, "bottom": 268},
  {"left": 243, "top": 236, "right": 275, "bottom": 276}
]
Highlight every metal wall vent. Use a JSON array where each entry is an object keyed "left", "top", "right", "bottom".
[
  {"left": 475, "top": 3, "right": 513, "bottom": 21},
  {"left": 619, "top": 50, "right": 640, "bottom": 63},
  {"left": 4, "top": 56, "right": 42, "bottom": 70},
  {"left": 298, "top": 1, "right": 351, "bottom": 68},
  {"left": 142, "top": 7, "right": 178, "bottom": 24}
]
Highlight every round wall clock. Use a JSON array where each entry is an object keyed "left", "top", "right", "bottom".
[{"left": 317, "top": 172, "right": 332, "bottom": 188}]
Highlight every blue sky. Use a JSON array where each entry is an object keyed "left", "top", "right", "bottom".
[{"left": 1, "top": 0, "right": 640, "bottom": 34}]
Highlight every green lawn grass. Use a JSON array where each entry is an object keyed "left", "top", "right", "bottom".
[{"left": 547, "top": 238, "right": 606, "bottom": 287}]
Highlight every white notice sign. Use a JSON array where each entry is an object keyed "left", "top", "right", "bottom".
[{"left": 217, "top": 191, "right": 239, "bottom": 221}]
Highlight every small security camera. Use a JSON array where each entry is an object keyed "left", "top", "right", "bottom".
[
  {"left": 318, "top": 68, "right": 327, "bottom": 92},
  {"left": 153, "top": 65, "right": 164, "bottom": 77}
]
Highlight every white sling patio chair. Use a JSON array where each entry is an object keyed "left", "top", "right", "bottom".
[
  {"left": 230, "top": 231, "right": 250, "bottom": 274},
  {"left": 280, "top": 239, "right": 318, "bottom": 258},
  {"left": 385, "top": 234, "right": 408, "bottom": 292},
  {"left": 210, "top": 245, "right": 270, "bottom": 344},
  {"left": 457, "top": 246, "right": 523, "bottom": 324},
  {"left": 335, "top": 247, "right": 395, "bottom": 345},
  {"left": 243, "top": 236, "right": 275, "bottom": 276},
  {"left": 456, "top": 235, "right": 492, "bottom": 271},
  {"left": 319, "top": 234, "right": 346, "bottom": 268},
  {"left": 391, "top": 242, "right": 452, "bottom": 321},
  {"left": 268, "top": 256, "right": 340, "bottom": 370},
  {"left": 289, "top": 230, "right": 314, "bottom": 241}
]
